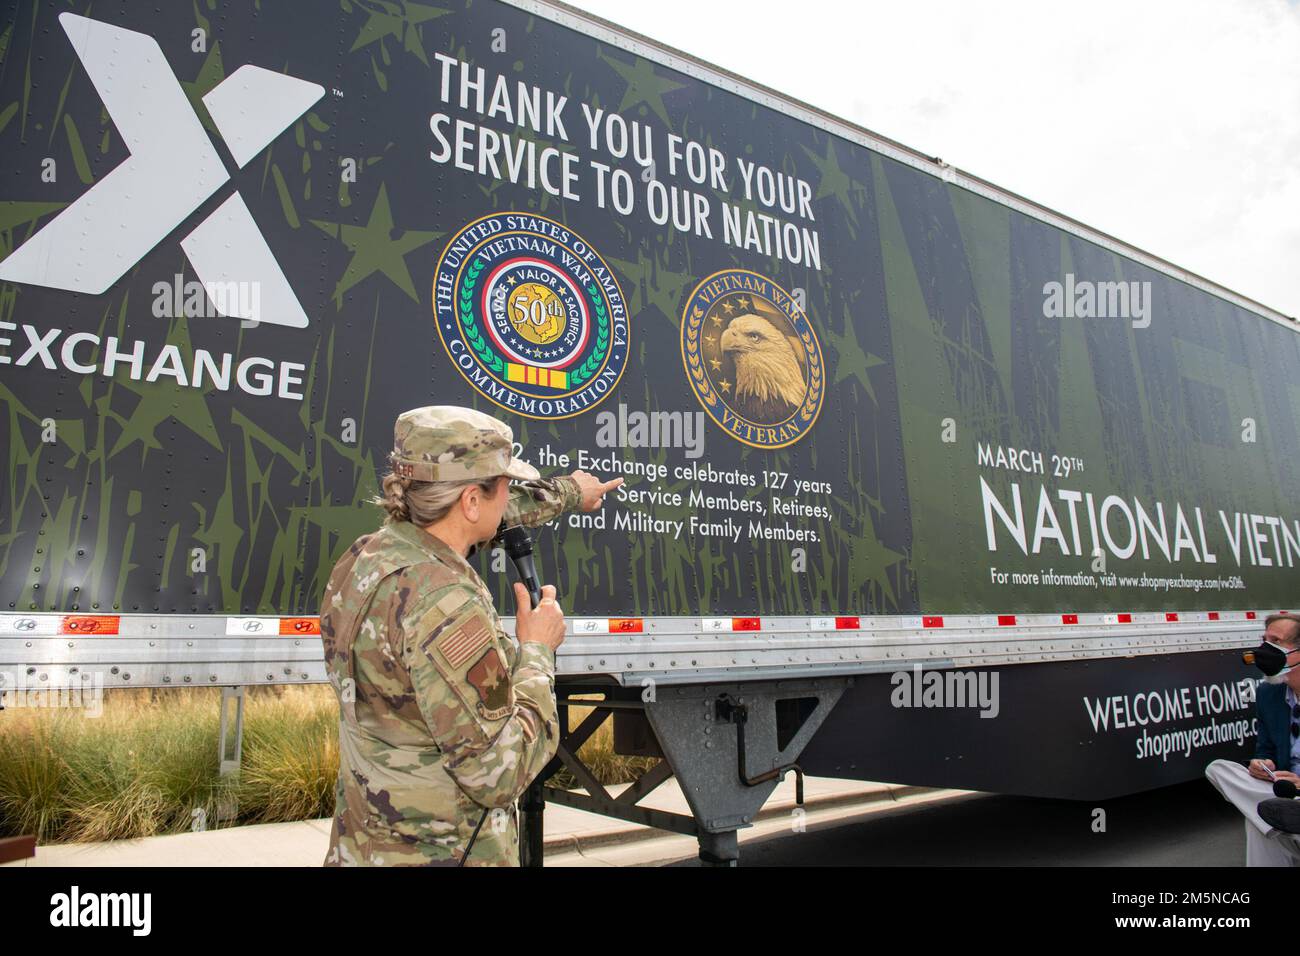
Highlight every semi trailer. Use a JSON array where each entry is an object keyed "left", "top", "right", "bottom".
[{"left": 0, "top": 0, "right": 1295, "bottom": 864}]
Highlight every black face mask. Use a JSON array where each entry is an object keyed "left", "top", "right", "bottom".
[{"left": 1245, "top": 641, "right": 1292, "bottom": 677}]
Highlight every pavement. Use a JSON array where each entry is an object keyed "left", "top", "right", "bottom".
[
  {"left": 722, "top": 778, "right": 1254, "bottom": 867},
  {"left": 1, "top": 776, "right": 959, "bottom": 867}
]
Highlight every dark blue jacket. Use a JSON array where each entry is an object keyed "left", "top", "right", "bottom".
[{"left": 1255, "top": 682, "right": 1292, "bottom": 768}]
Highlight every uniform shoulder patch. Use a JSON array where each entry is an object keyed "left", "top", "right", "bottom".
[
  {"left": 418, "top": 594, "right": 493, "bottom": 670},
  {"left": 466, "top": 648, "right": 512, "bottom": 720}
]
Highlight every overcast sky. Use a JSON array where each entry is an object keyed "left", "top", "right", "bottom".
[{"left": 563, "top": 0, "right": 1300, "bottom": 318}]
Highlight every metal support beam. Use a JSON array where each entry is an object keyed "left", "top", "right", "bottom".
[
  {"left": 697, "top": 829, "right": 739, "bottom": 867},
  {"left": 217, "top": 685, "right": 244, "bottom": 823},
  {"left": 544, "top": 786, "right": 698, "bottom": 836},
  {"left": 529, "top": 679, "right": 846, "bottom": 865}
]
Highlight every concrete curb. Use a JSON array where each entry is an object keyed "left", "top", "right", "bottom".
[{"left": 541, "top": 784, "right": 935, "bottom": 853}]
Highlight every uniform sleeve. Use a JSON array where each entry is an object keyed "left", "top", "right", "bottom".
[
  {"left": 503, "top": 476, "right": 582, "bottom": 529},
  {"left": 405, "top": 583, "right": 560, "bottom": 809}
]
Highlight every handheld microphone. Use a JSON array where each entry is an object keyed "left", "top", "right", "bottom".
[
  {"left": 1275, "top": 779, "right": 1298, "bottom": 799},
  {"left": 1260, "top": 796, "right": 1300, "bottom": 834},
  {"left": 500, "top": 525, "right": 542, "bottom": 609}
]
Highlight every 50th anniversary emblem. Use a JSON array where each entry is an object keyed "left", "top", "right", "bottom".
[
  {"left": 682, "top": 269, "right": 825, "bottom": 448},
  {"left": 434, "top": 213, "right": 630, "bottom": 419}
]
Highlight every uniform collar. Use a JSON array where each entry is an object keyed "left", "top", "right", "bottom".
[{"left": 385, "top": 519, "right": 475, "bottom": 576}]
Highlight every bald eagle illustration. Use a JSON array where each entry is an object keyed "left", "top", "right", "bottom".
[{"left": 719, "top": 313, "right": 807, "bottom": 422}]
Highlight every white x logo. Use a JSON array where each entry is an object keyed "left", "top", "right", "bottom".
[{"left": 0, "top": 13, "right": 324, "bottom": 328}]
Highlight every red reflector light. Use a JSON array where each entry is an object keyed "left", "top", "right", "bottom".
[
  {"left": 1061, "top": 614, "right": 1079, "bottom": 625},
  {"left": 609, "top": 618, "right": 643, "bottom": 633},
  {"left": 1247, "top": 612, "right": 1257, "bottom": 620},
  {"left": 834, "top": 617, "right": 860, "bottom": 629},
  {"left": 61, "top": 615, "right": 120, "bottom": 635},
  {"left": 922, "top": 616, "right": 944, "bottom": 628},
  {"left": 1165, "top": 612, "right": 1179, "bottom": 622},
  {"left": 997, "top": 615, "right": 1016, "bottom": 626},
  {"left": 1208, "top": 612, "right": 1220, "bottom": 621},
  {"left": 280, "top": 618, "right": 320, "bottom": 635},
  {"left": 732, "top": 618, "right": 761, "bottom": 631},
  {"left": 1117, "top": 613, "right": 1132, "bottom": 623}
]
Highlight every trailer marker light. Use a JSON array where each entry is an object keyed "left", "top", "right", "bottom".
[
  {"left": 732, "top": 617, "right": 761, "bottom": 631},
  {"left": 997, "top": 615, "right": 1016, "bottom": 626},
  {"left": 1247, "top": 611, "right": 1257, "bottom": 620},
  {"left": 279, "top": 617, "right": 320, "bottom": 636},
  {"left": 922, "top": 616, "right": 944, "bottom": 628},
  {"left": 835, "top": 616, "right": 860, "bottom": 630},
  {"left": 1061, "top": 614, "right": 1079, "bottom": 625},
  {"left": 1165, "top": 612, "right": 1179, "bottom": 622},
  {"left": 60, "top": 615, "right": 120, "bottom": 635},
  {"left": 1117, "top": 613, "right": 1132, "bottom": 623},
  {"left": 1208, "top": 612, "right": 1220, "bottom": 621},
  {"left": 609, "top": 618, "right": 644, "bottom": 633}
]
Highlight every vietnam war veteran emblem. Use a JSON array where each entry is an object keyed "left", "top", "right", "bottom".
[
  {"left": 681, "top": 269, "right": 825, "bottom": 448},
  {"left": 434, "top": 214, "right": 630, "bottom": 419}
]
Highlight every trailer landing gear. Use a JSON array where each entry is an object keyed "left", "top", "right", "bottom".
[{"left": 522, "top": 677, "right": 848, "bottom": 867}]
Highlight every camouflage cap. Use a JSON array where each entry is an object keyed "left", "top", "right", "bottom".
[{"left": 390, "top": 406, "right": 540, "bottom": 483}]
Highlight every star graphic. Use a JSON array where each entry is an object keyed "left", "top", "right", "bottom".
[
  {"left": 506, "top": 275, "right": 517, "bottom": 286},
  {"left": 349, "top": 1, "right": 451, "bottom": 67},
  {"left": 722, "top": 301, "right": 735, "bottom": 315},
  {"left": 709, "top": 358, "right": 722, "bottom": 371},
  {"left": 609, "top": 248, "right": 697, "bottom": 330},
  {"left": 737, "top": 296, "right": 751, "bottom": 310},
  {"left": 106, "top": 316, "right": 223, "bottom": 460},
  {"left": 846, "top": 508, "right": 905, "bottom": 610},
  {"left": 599, "top": 51, "right": 687, "bottom": 128},
  {"left": 719, "top": 378, "right": 732, "bottom": 393},
  {"left": 710, "top": 313, "right": 723, "bottom": 328},
  {"left": 801, "top": 137, "right": 866, "bottom": 228},
  {"left": 310, "top": 183, "right": 441, "bottom": 306},
  {"left": 824, "top": 306, "right": 887, "bottom": 404},
  {"left": 705, "top": 335, "right": 718, "bottom": 348}
]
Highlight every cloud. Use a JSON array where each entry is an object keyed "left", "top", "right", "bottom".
[{"left": 565, "top": 0, "right": 1300, "bottom": 317}]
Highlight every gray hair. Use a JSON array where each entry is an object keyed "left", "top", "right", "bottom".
[
  {"left": 373, "top": 472, "right": 501, "bottom": 526},
  {"left": 1265, "top": 612, "right": 1300, "bottom": 644}
]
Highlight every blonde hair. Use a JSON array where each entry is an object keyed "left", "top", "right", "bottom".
[{"left": 373, "top": 473, "right": 502, "bottom": 526}]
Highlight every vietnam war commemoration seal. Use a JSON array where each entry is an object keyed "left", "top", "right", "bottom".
[
  {"left": 682, "top": 269, "right": 825, "bottom": 448},
  {"left": 433, "top": 213, "right": 630, "bottom": 419}
]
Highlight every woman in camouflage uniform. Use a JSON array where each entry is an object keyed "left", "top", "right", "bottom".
[{"left": 321, "top": 405, "right": 620, "bottom": 865}]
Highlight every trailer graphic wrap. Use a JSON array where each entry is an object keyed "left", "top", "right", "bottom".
[{"left": 0, "top": 0, "right": 1296, "bottom": 625}]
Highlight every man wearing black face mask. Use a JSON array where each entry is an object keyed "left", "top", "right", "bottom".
[{"left": 1205, "top": 612, "right": 1300, "bottom": 866}]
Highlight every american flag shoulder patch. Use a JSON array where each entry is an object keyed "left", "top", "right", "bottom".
[{"left": 429, "top": 612, "right": 492, "bottom": 670}]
